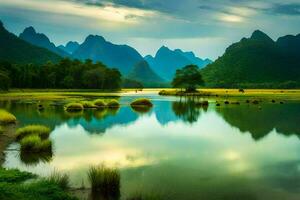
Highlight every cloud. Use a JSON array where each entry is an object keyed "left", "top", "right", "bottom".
[{"left": 270, "top": 3, "right": 300, "bottom": 16}]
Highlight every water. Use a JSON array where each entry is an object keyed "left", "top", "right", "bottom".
[{"left": 2, "top": 95, "right": 300, "bottom": 200}]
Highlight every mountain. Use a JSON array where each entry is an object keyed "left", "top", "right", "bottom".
[
  {"left": 19, "top": 27, "right": 69, "bottom": 57},
  {"left": 128, "top": 60, "right": 164, "bottom": 85},
  {"left": 145, "top": 46, "right": 212, "bottom": 81},
  {"left": 58, "top": 41, "right": 79, "bottom": 54},
  {"left": 72, "top": 35, "right": 144, "bottom": 74},
  {"left": 202, "top": 30, "right": 300, "bottom": 88},
  {"left": 0, "top": 21, "right": 61, "bottom": 64}
]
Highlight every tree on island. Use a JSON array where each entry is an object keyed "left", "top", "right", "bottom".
[{"left": 172, "top": 65, "right": 204, "bottom": 92}]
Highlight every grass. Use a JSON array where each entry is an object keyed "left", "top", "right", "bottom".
[
  {"left": 0, "top": 126, "right": 3, "bottom": 134},
  {"left": 0, "top": 109, "right": 17, "bottom": 124},
  {"left": 65, "top": 103, "right": 84, "bottom": 112},
  {"left": 0, "top": 168, "right": 36, "bottom": 183},
  {"left": 20, "top": 135, "right": 52, "bottom": 152},
  {"left": 47, "top": 171, "right": 70, "bottom": 190},
  {"left": 16, "top": 125, "right": 51, "bottom": 140},
  {"left": 94, "top": 99, "right": 106, "bottom": 107},
  {"left": 80, "top": 101, "right": 96, "bottom": 109},
  {"left": 107, "top": 99, "right": 120, "bottom": 108},
  {"left": 127, "top": 194, "right": 163, "bottom": 200},
  {"left": 131, "top": 98, "right": 153, "bottom": 107},
  {"left": 88, "top": 165, "right": 120, "bottom": 196}
]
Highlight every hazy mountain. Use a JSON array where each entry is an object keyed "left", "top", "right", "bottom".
[
  {"left": 0, "top": 21, "right": 61, "bottom": 64},
  {"left": 128, "top": 60, "right": 164, "bottom": 85},
  {"left": 58, "top": 41, "right": 80, "bottom": 54},
  {"left": 202, "top": 30, "right": 300, "bottom": 88},
  {"left": 72, "top": 35, "right": 144, "bottom": 74},
  {"left": 19, "top": 27, "right": 69, "bottom": 57},
  {"left": 145, "top": 46, "right": 212, "bottom": 81}
]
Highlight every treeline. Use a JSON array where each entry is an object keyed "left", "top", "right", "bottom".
[{"left": 0, "top": 58, "right": 122, "bottom": 90}]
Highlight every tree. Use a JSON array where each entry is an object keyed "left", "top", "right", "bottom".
[
  {"left": 172, "top": 65, "right": 204, "bottom": 92},
  {"left": 0, "top": 71, "right": 10, "bottom": 91}
]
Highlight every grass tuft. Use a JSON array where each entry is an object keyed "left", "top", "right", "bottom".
[
  {"left": 47, "top": 171, "right": 70, "bottom": 190},
  {"left": 130, "top": 98, "right": 153, "bottom": 107},
  {"left": 80, "top": 101, "right": 96, "bottom": 109},
  {"left": 0, "top": 109, "right": 17, "bottom": 124},
  {"left": 94, "top": 99, "right": 106, "bottom": 107},
  {"left": 88, "top": 165, "right": 120, "bottom": 196},
  {"left": 20, "top": 135, "right": 52, "bottom": 152},
  {"left": 107, "top": 99, "right": 120, "bottom": 108},
  {"left": 65, "top": 102, "right": 84, "bottom": 112},
  {"left": 16, "top": 125, "right": 51, "bottom": 140}
]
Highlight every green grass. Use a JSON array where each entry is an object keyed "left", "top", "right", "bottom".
[
  {"left": 94, "top": 99, "right": 106, "bottom": 107},
  {"left": 0, "top": 126, "right": 3, "bottom": 134},
  {"left": 0, "top": 109, "right": 17, "bottom": 124},
  {"left": 65, "top": 103, "right": 84, "bottom": 112},
  {"left": 130, "top": 98, "right": 153, "bottom": 107},
  {"left": 88, "top": 165, "right": 120, "bottom": 196},
  {"left": 0, "top": 168, "right": 36, "bottom": 183},
  {"left": 80, "top": 101, "right": 96, "bottom": 109},
  {"left": 107, "top": 99, "right": 120, "bottom": 108},
  {"left": 20, "top": 135, "right": 52, "bottom": 153},
  {"left": 47, "top": 171, "right": 70, "bottom": 190},
  {"left": 16, "top": 125, "right": 51, "bottom": 140},
  {"left": 127, "top": 194, "right": 163, "bottom": 200}
]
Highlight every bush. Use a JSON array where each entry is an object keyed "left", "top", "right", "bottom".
[
  {"left": 20, "top": 135, "right": 52, "bottom": 152},
  {"left": 65, "top": 103, "right": 84, "bottom": 112},
  {"left": 0, "top": 109, "right": 16, "bottom": 124},
  {"left": 80, "top": 101, "right": 96, "bottom": 109},
  {"left": 130, "top": 98, "right": 153, "bottom": 107},
  {"left": 47, "top": 171, "right": 70, "bottom": 190},
  {"left": 94, "top": 99, "right": 106, "bottom": 107},
  {"left": 88, "top": 165, "right": 120, "bottom": 196},
  {"left": 107, "top": 100, "right": 120, "bottom": 108},
  {"left": 16, "top": 125, "right": 51, "bottom": 140}
]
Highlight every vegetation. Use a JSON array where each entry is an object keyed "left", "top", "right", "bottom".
[
  {"left": 80, "top": 101, "right": 96, "bottom": 108},
  {"left": 0, "top": 126, "right": 3, "bottom": 134},
  {"left": 172, "top": 65, "right": 204, "bottom": 92},
  {"left": 107, "top": 99, "right": 120, "bottom": 108},
  {"left": 16, "top": 125, "right": 51, "bottom": 140},
  {"left": 127, "top": 194, "right": 163, "bottom": 200},
  {"left": 0, "top": 109, "right": 17, "bottom": 124},
  {"left": 47, "top": 171, "right": 70, "bottom": 190},
  {"left": 122, "top": 78, "right": 144, "bottom": 89},
  {"left": 0, "top": 168, "right": 36, "bottom": 183},
  {"left": 65, "top": 103, "right": 84, "bottom": 112},
  {"left": 20, "top": 135, "right": 52, "bottom": 152},
  {"left": 131, "top": 98, "right": 153, "bottom": 107},
  {"left": 88, "top": 165, "right": 120, "bottom": 196},
  {"left": 93, "top": 99, "right": 106, "bottom": 107}
]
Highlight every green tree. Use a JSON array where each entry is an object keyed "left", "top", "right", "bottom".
[
  {"left": 0, "top": 71, "right": 10, "bottom": 90},
  {"left": 172, "top": 65, "right": 204, "bottom": 92}
]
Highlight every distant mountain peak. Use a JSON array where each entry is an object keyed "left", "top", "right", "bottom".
[
  {"left": 23, "top": 26, "right": 36, "bottom": 34},
  {"left": 58, "top": 41, "right": 79, "bottom": 54},
  {"left": 85, "top": 35, "right": 106, "bottom": 43},
  {"left": 251, "top": 30, "right": 273, "bottom": 42}
]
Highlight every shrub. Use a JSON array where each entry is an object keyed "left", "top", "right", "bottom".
[
  {"left": 16, "top": 125, "right": 51, "bottom": 140},
  {"left": 47, "top": 171, "right": 70, "bottom": 190},
  {"left": 65, "top": 102, "right": 84, "bottom": 112},
  {"left": 80, "top": 101, "right": 96, "bottom": 109},
  {"left": 107, "top": 99, "right": 120, "bottom": 108},
  {"left": 88, "top": 165, "right": 120, "bottom": 196},
  {"left": 20, "top": 135, "right": 52, "bottom": 152},
  {"left": 0, "top": 109, "right": 16, "bottom": 124},
  {"left": 130, "top": 98, "right": 153, "bottom": 107},
  {"left": 94, "top": 99, "right": 106, "bottom": 107}
]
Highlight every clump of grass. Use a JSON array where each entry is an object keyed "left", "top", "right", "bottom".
[
  {"left": 0, "top": 109, "right": 16, "bottom": 124},
  {"left": 130, "top": 98, "right": 153, "bottom": 107},
  {"left": 20, "top": 135, "right": 52, "bottom": 152},
  {"left": 65, "top": 102, "right": 84, "bottom": 112},
  {"left": 94, "top": 99, "right": 106, "bottom": 107},
  {"left": 47, "top": 171, "right": 70, "bottom": 190},
  {"left": 0, "top": 168, "right": 36, "bottom": 183},
  {"left": 16, "top": 125, "right": 51, "bottom": 140},
  {"left": 88, "top": 165, "right": 120, "bottom": 196},
  {"left": 80, "top": 101, "right": 96, "bottom": 109},
  {"left": 0, "top": 126, "right": 3, "bottom": 134},
  {"left": 107, "top": 99, "right": 120, "bottom": 108}
]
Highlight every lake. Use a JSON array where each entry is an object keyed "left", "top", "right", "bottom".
[{"left": 2, "top": 94, "right": 300, "bottom": 200}]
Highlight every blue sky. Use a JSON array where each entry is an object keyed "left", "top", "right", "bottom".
[{"left": 0, "top": 0, "right": 300, "bottom": 59}]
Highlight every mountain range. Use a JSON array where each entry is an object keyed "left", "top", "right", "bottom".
[
  {"left": 0, "top": 22, "right": 61, "bottom": 64},
  {"left": 201, "top": 30, "right": 300, "bottom": 88},
  {"left": 145, "top": 46, "right": 212, "bottom": 81},
  {"left": 58, "top": 41, "right": 80, "bottom": 54}
]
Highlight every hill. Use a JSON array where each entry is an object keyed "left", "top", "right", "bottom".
[
  {"left": 0, "top": 21, "right": 61, "bottom": 64},
  {"left": 58, "top": 41, "right": 80, "bottom": 54},
  {"left": 202, "top": 30, "right": 300, "bottom": 88}
]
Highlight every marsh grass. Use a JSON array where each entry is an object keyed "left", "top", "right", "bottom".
[
  {"left": 47, "top": 171, "right": 70, "bottom": 190},
  {"left": 130, "top": 98, "right": 153, "bottom": 107},
  {"left": 0, "top": 109, "right": 16, "bottom": 124},
  {"left": 106, "top": 99, "right": 120, "bottom": 108},
  {"left": 80, "top": 101, "right": 96, "bottom": 109},
  {"left": 20, "top": 135, "right": 52, "bottom": 152},
  {"left": 20, "top": 150, "right": 53, "bottom": 166},
  {"left": 65, "top": 102, "right": 84, "bottom": 112},
  {"left": 88, "top": 165, "right": 120, "bottom": 197},
  {"left": 127, "top": 194, "right": 163, "bottom": 200},
  {"left": 16, "top": 125, "right": 51, "bottom": 140},
  {"left": 94, "top": 99, "right": 106, "bottom": 107}
]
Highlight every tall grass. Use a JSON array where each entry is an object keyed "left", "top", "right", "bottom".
[
  {"left": 65, "top": 102, "right": 84, "bottom": 111},
  {"left": 80, "top": 101, "right": 96, "bottom": 108},
  {"left": 107, "top": 99, "right": 120, "bottom": 108},
  {"left": 20, "top": 135, "right": 52, "bottom": 152},
  {"left": 47, "top": 171, "right": 70, "bottom": 190},
  {"left": 94, "top": 99, "right": 106, "bottom": 107},
  {"left": 130, "top": 98, "right": 153, "bottom": 107},
  {"left": 16, "top": 125, "right": 51, "bottom": 140},
  {"left": 88, "top": 165, "right": 120, "bottom": 196},
  {"left": 0, "top": 109, "right": 16, "bottom": 124}
]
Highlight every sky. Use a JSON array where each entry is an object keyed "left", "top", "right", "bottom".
[{"left": 0, "top": 0, "right": 300, "bottom": 60}]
